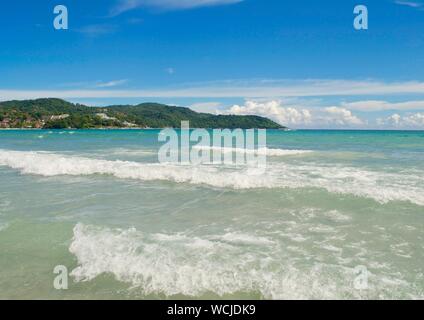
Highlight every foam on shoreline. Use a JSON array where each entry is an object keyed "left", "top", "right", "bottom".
[{"left": 1, "top": 149, "right": 423, "bottom": 205}]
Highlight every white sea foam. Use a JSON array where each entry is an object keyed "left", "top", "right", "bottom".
[
  {"left": 0, "top": 222, "right": 9, "bottom": 232},
  {"left": 68, "top": 223, "right": 353, "bottom": 299},
  {"left": 1, "top": 149, "right": 423, "bottom": 205},
  {"left": 69, "top": 223, "right": 418, "bottom": 299},
  {"left": 213, "top": 232, "right": 275, "bottom": 245},
  {"left": 192, "top": 146, "right": 313, "bottom": 156},
  {"left": 107, "top": 148, "right": 157, "bottom": 156},
  {"left": 0, "top": 149, "right": 276, "bottom": 189},
  {"left": 323, "top": 210, "right": 352, "bottom": 222}
]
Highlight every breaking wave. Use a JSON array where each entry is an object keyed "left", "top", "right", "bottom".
[
  {"left": 69, "top": 223, "right": 419, "bottom": 299},
  {"left": 192, "top": 146, "right": 313, "bottom": 156},
  {"left": 0, "top": 149, "right": 423, "bottom": 205}
]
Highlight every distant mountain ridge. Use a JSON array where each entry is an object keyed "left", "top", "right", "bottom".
[{"left": 0, "top": 98, "right": 284, "bottom": 129}]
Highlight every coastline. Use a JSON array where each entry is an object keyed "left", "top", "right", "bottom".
[
  {"left": 0, "top": 127, "right": 291, "bottom": 131},
  {"left": 1, "top": 128, "right": 423, "bottom": 132}
]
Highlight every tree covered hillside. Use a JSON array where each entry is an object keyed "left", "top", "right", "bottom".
[{"left": 0, "top": 98, "right": 285, "bottom": 129}]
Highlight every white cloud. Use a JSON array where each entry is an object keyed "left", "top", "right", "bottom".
[
  {"left": 56, "top": 80, "right": 129, "bottom": 89},
  {"left": 388, "top": 114, "right": 402, "bottom": 125},
  {"left": 322, "top": 107, "right": 364, "bottom": 126},
  {"left": 94, "top": 79, "right": 129, "bottom": 88},
  {"left": 111, "top": 0, "right": 243, "bottom": 15},
  {"left": 189, "top": 101, "right": 222, "bottom": 113},
  {"left": 220, "top": 100, "right": 365, "bottom": 128},
  {"left": 222, "top": 99, "right": 424, "bottom": 128},
  {"left": 394, "top": 1, "right": 423, "bottom": 8},
  {"left": 3, "top": 79, "right": 424, "bottom": 100},
  {"left": 342, "top": 100, "right": 424, "bottom": 112},
  {"left": 403, "top": 113, "right": 424, "bottom": 126},
  {"left": 377, "top": 112, "right": 424, "bottom": 128},
  {"left": 222, "top": 100, "right": 313, "bottom": 126}
]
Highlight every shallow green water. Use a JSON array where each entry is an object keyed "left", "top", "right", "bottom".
[{"left": 0, "top": 129, "right": 423, "bottom": 299}]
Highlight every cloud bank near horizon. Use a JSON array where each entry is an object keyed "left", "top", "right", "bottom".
[
  {"left": 3, "top": 79, "right": 424, "bottom": 100},
  {"left": 3, "top": 79, "right": 424, "bottom": 129},
  {"left": 220, "top": 100, "right": 424, "bottom": 129}
]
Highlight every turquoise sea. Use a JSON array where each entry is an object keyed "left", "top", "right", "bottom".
[{"left": 0, "top": 129, "right": 423, "bottom": 299}]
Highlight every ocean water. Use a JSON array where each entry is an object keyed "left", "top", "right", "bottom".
[{"left": 0, "top": 129, "right": 423, "bottom": 300}]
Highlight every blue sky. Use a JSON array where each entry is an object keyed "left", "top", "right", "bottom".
[{"left": 1, "top": 0, "right": 424, "bottom": 128}]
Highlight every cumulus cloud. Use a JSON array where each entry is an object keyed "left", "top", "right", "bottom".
[
  {"left": 189, "top": 101, "right": 222, "bottom": 113},
  {"left": 221, "top": 100, "right": 365, "bottom": 128},
  {"left": 377, "top": 112, "right": 424, "bottom": 128},
  {"left": 384, "top": 114, "right": 402, "bottom": 126},
  {"left": 322, "top": 107, "right": 364, "bottom": 126},
  {"left": 111, "top": 0, "right": 243, "bottom": 15},
  {"left": 223, "top": 100, "right": 313, "bottom": 126},
  {"left": 342, "top": 100, "right": 424, "bottom": 112},
  {"left": 403, "top": 113, "right": 424, "bottom": 126}
]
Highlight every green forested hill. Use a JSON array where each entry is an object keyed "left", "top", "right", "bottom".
[{"left": 0, "top": 98, "right": 284, "bottom": 129}]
